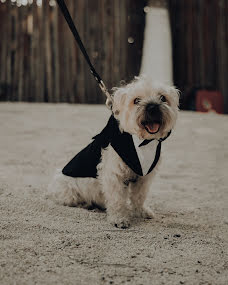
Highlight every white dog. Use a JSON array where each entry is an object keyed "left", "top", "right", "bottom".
[{"left": 48, "top": 76, "right": 179, "bottom": 228}]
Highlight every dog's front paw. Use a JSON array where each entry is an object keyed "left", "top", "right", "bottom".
[
  {"left": 109, "top": 216, "right": 131, "bottom": 229},
  {"left": 134, "top": 207, "right": 154, "bottom": 219},
  {"left": 141, "top": 207, "right": 154, "bottom": 219},
  {"left": 115, "top": 220, "right": 131, "bottom": 229}
]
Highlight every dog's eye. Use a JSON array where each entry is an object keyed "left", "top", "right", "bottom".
[
  {"left": 134, "top": 98, "right": 141, "bottom": 105},
  {"left": 160, "top": 95, "right": 166, "bottom": 102}
]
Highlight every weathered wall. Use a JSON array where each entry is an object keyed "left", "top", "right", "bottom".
[
  {"left": 169, "top": 0, "right": 228, "bottom": 113},
  {"left": 0, "top": 0, "right": 145, "bottom": 103}
]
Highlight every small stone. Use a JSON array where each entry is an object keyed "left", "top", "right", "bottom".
[{"left": 174, "top": 234, "right": 181, "bottom": 238}]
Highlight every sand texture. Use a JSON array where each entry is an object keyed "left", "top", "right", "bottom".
[{"left": 0, "top": 103, "right": 228, "bottom": 285}]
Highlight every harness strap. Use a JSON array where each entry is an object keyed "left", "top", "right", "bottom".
[
  {"left": 159, "top": 130, "right": 172, "bottom": 142},
  {"left": 56, "top": 0, "right": 113, "bottom": 105}
]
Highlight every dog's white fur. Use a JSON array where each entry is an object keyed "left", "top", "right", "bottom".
[{"left": 48, "top": 76, "right": 179, "bottom": 228}]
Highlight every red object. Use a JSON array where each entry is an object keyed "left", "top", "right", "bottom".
[{"left": 196, "top": 90, "right": 224, "bottom": 114}]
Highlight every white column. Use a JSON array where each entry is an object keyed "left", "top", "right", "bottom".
[{"left": 140, "top": 0, "right": 173, "bottom": 85}]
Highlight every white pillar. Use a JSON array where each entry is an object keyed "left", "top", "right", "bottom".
[{"left": 140, "top": 0, "right": 173, "bottom": 85}]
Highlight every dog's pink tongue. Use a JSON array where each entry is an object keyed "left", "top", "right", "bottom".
[{"left": 146, "top": 123, "right": 160, "bottom": 133}]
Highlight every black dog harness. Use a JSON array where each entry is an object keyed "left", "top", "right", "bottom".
[{"left": 62, "top": 116, "right": 171, "bottom": 178}]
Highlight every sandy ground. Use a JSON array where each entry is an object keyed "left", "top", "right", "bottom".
[{"left": 0, "top": 103, "right": 228, "bottom": 285}]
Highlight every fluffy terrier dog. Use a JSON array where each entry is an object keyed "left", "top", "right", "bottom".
[{"left": 48, "top": 76, "right": 179, "bottom": 228}]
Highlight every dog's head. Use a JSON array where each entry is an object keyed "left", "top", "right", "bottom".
[{"left": 112, "top": 76, "right": 179, "bottom": 140}]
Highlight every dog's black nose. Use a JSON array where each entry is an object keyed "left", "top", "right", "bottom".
[{"left": 146, "top": 103, "right": 159, "bottom": 113}]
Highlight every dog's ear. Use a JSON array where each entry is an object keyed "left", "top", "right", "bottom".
[
  {"left": 169, "top": 86, "right": 180, "bottom": 107},
  {"left": 112, "top": 88, "right": 127, "bottom": 114}
]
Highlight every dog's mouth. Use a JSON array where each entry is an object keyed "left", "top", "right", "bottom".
[{"left": 142, "top": 121, "right": 161, "bottom": 134}]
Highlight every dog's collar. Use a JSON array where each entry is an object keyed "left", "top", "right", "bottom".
[
  {"left": 138, "top": 130, "right": 172, "bottom": 147},
  {"left": 138, "top": 139, "right": 153, "bottom": 147},
  {"left": 158, "top": 130, "right": 172, "bottom": 142}
]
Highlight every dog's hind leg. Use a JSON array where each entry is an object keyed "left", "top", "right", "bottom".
[
  {"left": 47, "top": 169, "right": 83, "bottom": 206},
  {"left": 47, "top": 169, "right": 105, "bottom": 209}
]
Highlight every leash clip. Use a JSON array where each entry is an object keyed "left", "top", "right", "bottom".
[
  {"left": 99, "top": 80, "right": 113, "bottom": 110},
  {"left": 99, "top": 80, "right": 110, "bottom": 96}
]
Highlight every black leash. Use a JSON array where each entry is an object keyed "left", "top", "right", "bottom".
[{"left": 56, "top": 0, "right": 113, "bottom": 106}]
